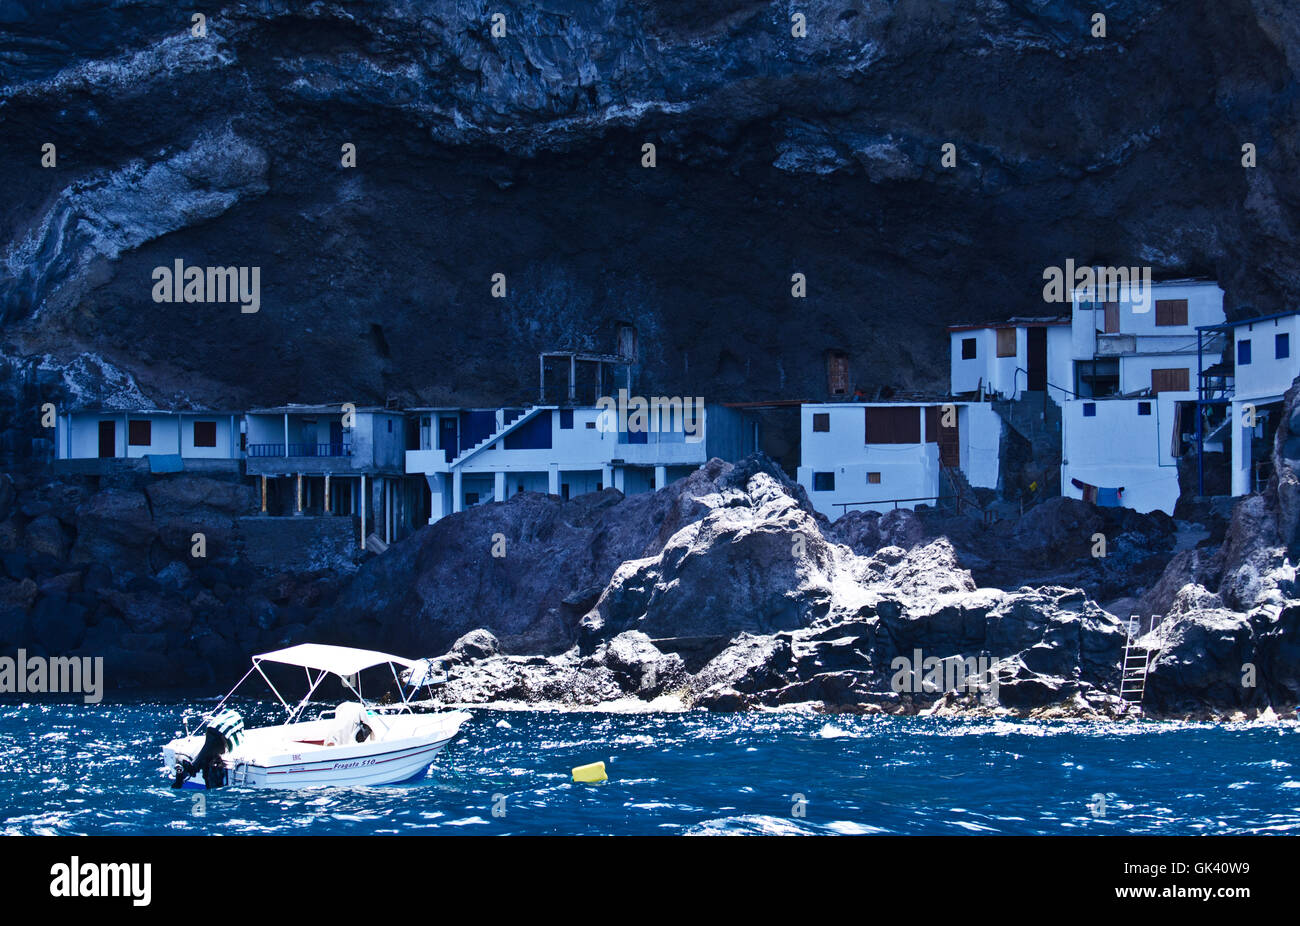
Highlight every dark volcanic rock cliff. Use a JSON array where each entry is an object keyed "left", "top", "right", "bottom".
[{"left": 4, "top": 0, "right": 1300, "bottom": 446}]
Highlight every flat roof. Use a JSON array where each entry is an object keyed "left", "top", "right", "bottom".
[
  {"left": 247, "top": 404, "right": 400, "bottom": 415},
  {"left": 66, "top": 406, "right": 243, "bottom": 416},
  {"left": 947, "top": 316, "right": 1070, "bottom": 332},
  {"left": 1198, "top": 308, "right": 1300, "bottom": 331}
]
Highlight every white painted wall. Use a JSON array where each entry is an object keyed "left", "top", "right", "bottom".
[
  {"left": 949, "top": 328, "right": 1021, "bottom": 397},
  {"left": 950, "top": 325, "right": 1071, "bottom": 400},
  {"left": 60, "top": 412, "right": 238, "bottom": 460},
  {"left": 1231, "top": 313, "right": 1300, "bottom": 403},
  {"left": 797, "top": 403, "right": 940, "bottom": 517},
  {"left": 1071, "top": 280, "right": 1225, "bottom": 359},
  {"left": 1060, "top": 397, "right": 1182, "bottom": 514},
  {"left": 408, "top": 406, "right": 711, "bottom": 476},
  {"left": 959, "top": 403, "right": 1002, "bottom": 489}
]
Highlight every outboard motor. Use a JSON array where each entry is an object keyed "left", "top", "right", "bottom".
[{"left": 172, "top": 708, "right": 244, "bottom": 789}]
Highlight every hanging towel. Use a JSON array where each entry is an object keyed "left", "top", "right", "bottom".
[
  {"left": 1096, "top": 486, "right": 1125, "bottom": 507},
  {"left": 1070, "top": 477, "right": 1098, "bottom": 504}
]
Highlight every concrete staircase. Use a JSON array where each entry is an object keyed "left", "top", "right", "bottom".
[
  {"left": 939, "top": 465, "right": 990, "bottom": 524},
  {"left": 449, "top": 406, "right": 539, "bottom": 466},
  {"left": 992, "top": 391, "right": 1062, "bottom": 461},
  {"left": 993, "top": 391, "right": 1063, "bottom": 496}
]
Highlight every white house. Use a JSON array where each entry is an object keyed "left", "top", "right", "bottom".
[
  {"left": 1212, "top": 310, "right": 1300, "bottom": 497},
  {"left": 949, "top": 317, "right": 1073, "bottom": 401},
  {"left": 1068, "top": 278, "right": 1224, "bottom": 398},
  {"left": 405, "top": 402, "right": 759, "bottom": 522},
  {"left": 54, "top": 407, "right": 243, "bottom": 472},
  {"left": 1059, "top": 279, "right": 1226, "bottom": 514},
  {"left": 796, "top": 401, "right": 1002, "bottom": 517}
]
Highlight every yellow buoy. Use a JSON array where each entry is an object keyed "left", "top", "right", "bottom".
[{"left": 572, "top": 760, "right": 607, "bottom": 783}]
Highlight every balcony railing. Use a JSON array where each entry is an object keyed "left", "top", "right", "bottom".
[{"left": 247, "top": 442, "right": 351, "bottom": 458}]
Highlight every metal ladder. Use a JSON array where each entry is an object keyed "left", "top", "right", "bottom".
[{"left": 1120, "top": 616, "right": 1150, "bottom": 714}]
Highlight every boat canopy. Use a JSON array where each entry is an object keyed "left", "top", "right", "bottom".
[{"left": 253, "top": 644, "right": 415, "bottom": 677}]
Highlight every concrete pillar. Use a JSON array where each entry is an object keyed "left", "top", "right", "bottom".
[
  {"left": 548, "top": 464, "right": 560, "bottom": 496},
  {"left": 654, "top": 465, "right": 666, "bottom": 490},
  {"left": 283, "top": 413, "right": 289, "bottom": 454},
  {"left": 1231, "top": 400, "right": 1251, "bottom": 497},
  {"left": 601, "top": 464, "right": 613, "bottom": 491},
  {"left": 426, "top": 475, "right": 446, "bottom": 523},
  {"left": 358, "top": 473, "right": 369, "bottom": 546},
  {"left": 260, "top": 475, "right": 267, "bottom": 513},
  {"left": 324, "top": 473, "right": 331, "bottom": 513},
  {"left": 295, "top": 473, "right": 303, "bottom": 514},
  {"left": 452, "top": 469, "right": 463, "bottom": 513},
  {"left": 569, "top": 355, "right": 576, "bottom": 402},
  {"left": 494, "top": 471, "right": 506, "bottom": 502},
  {"left": 613, "top": 467, "right": 625, "bottom": 492}
]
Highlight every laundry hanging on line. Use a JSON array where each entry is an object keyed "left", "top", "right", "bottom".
[{"left": 1071, "top": 478, "right": 1125, "bottom": 507}]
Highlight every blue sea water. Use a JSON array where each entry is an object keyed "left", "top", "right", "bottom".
[{"left": 1, "top": 696, "right": 1297, "bottom": 835}]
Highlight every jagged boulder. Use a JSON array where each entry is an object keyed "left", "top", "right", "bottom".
[{"left": 589, "top": 630, "right": 686, "bottom": 696}]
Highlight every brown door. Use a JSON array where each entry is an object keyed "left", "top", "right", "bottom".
[
  {"left": 926, "top": 407, "right": 960, "bottom": 467},
  {"left": 939, "top": 415, "right": 960, "bottom": 467},
  {"left": 97, "top": 420, "right": 115, "bottom": 457}
]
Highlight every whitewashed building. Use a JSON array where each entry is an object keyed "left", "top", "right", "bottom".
[
  {"left": 796, "top": 401, "right": 1003, "bottom": 517},
  {"left": 405, "top": 403, "right": 759, "bottom": 523},
  {"left": 949, "top": 317, "right": 1073, "bottom": 401},
  {"left": 1060, "top": 279, "right": 1226, "bottom": 514},
  {"left": 1203, "top": 310, "right": 1300, "bottom": 497},
  {"left": 54, "top": 407, "right": 243, "bottom": 473}
]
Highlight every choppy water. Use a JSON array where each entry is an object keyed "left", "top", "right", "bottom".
[{"left": 1, "top": 696, "right": 1297, "bottom": 835}]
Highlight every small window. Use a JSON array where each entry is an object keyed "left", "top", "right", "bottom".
[
  {"left": 867, "top": 472, "right": 881, "bottom": 484},
  {"left": 996, "top": 329, "right": 1016, "bottom": 357},
  {"left": 1137, "top": 402, "right": 1151, "bottom": 416},
  {"left": 1277, "top": 333, "right": 1290, "bottom": 360},
  {"left": 560, "top": 409, "right": 574, "bottom": 429},
  {"left": 387, "top": 420, "right": 393, "bottom": 432},
  {"left": 1155, "top": 299, "right": 1189, "bottom": 326},
  {"left": 813, "top": 472, "right": 835, "bottom": 492},
  {"left": 961, "top": 338, "right": 977, "bottom": 360},
  {"left": 128, "top": 419, "right": 151, "bottom": 446},
  {"left": 1083, "top": 403, "right": 1097, "bottom": 417},
  {"left": 561, "top": 483, "right": 570, "bottom": 500},
  {"left": 585, "top": 421, "right": 596, "bottom": 430},
  {"left": 193, "top": 420, "right": 217, "bottom": 447},
  {"left": 240, "top": 432, "right": 247, "bottom": 452},
  {"left": 1237, "top": 340, "right": 1252, "bottom": 366},
  {"left": 812, "top": 413, "right": 830, "bottom": 433}
]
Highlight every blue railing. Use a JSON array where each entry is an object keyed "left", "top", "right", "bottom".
[{"left": 247, "top": 443, "right": 351, "bottom": 457}]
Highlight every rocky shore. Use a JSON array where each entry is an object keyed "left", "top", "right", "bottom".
[{"left": 3, "top": 386, "right": 1299, "bottom": 720}]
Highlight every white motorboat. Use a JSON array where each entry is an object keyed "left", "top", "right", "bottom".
[{"left": 162, "top": 643, "right": 470, "bottom": 789}]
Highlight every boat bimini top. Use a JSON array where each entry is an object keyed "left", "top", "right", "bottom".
[{"left": 188, "top": 644, "right": 447, "bottom": 736}]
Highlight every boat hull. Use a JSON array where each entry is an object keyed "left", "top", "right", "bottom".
[{"left": 164, "top": 711, "right": 470, "bottom": 789}]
